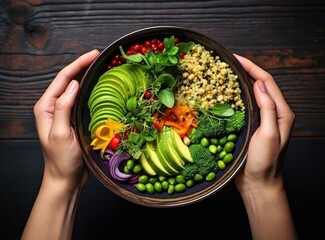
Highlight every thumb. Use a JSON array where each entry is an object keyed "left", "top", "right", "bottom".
[{"left": 50, "top": 80, "right": 79, "bottom": 139}]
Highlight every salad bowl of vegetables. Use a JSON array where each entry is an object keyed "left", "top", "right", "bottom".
[{"left": 73, "top": 26, "right": 259, "bottom": 208}]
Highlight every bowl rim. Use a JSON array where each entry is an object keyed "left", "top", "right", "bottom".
[{"left": 73, "top": 25, "right": 259, "bottom": 208}]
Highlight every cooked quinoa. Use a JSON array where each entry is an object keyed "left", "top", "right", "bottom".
[{"left": 175, "top": 44, "right": 245, "bottom": 111}]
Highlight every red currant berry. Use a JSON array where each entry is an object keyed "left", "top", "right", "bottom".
[
  {"left": 144, "top": 90, "right": 152, "bottom": 99},
  {"left": 179, "top": 52, "right": 186, "bottom": 59}
]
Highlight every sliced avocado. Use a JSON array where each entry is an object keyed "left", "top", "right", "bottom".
[
  {"left": 168, "top": 128, "right": 193, "bottom": 163},
  {"left": 88, "top": 94, "right": 126, "bottom": 115},
  {"left": 88, "top": 110, "right": 123, "bottom": 136},
  {"left": 97, "top": 74, "right": 132, "bottom": 98},
  {"left": 94, "top": 81, "right": 129, "bottom": 101},
  {"left": 143, "top": 142, "right": 172, "bottom": 177},
  {"left": 106, "top": 68, "right": 136, "bottom": 96},
  {"left": 138, "top": 153, "right": 156, "bottom": 176},
  {"left": 88, "top": 115, "right": 107, "bottom": 137},
  {"left": 121, "top": 64, "right": 148, "bottom": 92},
  {"left": 147, "top": 141, "right": 180, "bottom": 176},
  {"left": 89, "top": 93, "right": 126, "bottom": 115},
  {"left": 155, "top": 133, "right": 184, "bottom": 172},
  {"left": 91, "top": 107, "right": 124, "bottom": 123},
  {"left": 157, "top": 129, "right": 185, "bottom": 170},
  {"left": 90, "top": 101, "right": 125, "bottom": 118}
]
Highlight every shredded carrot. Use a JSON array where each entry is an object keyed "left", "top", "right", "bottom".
[{"left": 153, "top": 105, "right": 197, "bottom": 138}]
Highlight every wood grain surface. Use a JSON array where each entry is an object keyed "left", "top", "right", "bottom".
[
  {"left": 0, "top": 0, "right": 324, "bottom": 139},
  {"left": 0, "top": 1, "right": 324, "bottom": 239}
]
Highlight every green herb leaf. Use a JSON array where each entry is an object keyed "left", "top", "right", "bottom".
[
  {"left": 177, "top": 41, "right": 195, "bottom": 53},
  {"left": 153, "top": 73, "right": 176, "bottom": 89},
  {"left": 168, "top": 55, "right": 178, "bottom": 65},
  {"left": 158, "top": 89, "right": 175, "bottom": 108},
  {"left": 210, "top": 103, "right": 235, "bottom": 117},
  {"left": 164, "top": 36, "right": 175, "bottom": 50},
  {"left": 169, "top": 46, "right": 179, "bottom": 55},
  {"left": 119, "top": 46, "right": 143, "bottom": 63}
]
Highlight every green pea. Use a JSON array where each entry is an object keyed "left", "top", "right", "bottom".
[
  {"left": 224, "top": 142, "right": 235, "bottom": 153},
  {"left": 194, "top": 173, "right": 203, "bottom": 182},
  {"left": 200, "top": 137, "right": 209, "bottom": 147},
  {"left": 216, "top": 145, "right": 223, "bottom": 153},
  {"left": 210, "top": 138, "right": 218, "bottom": 145},
  {"left": 136, "top": 183, "right": 146, "bottom": 192},
  {"left": 154, "top": 182, "right": 163, "bottom": 193},
  {"left": 149, "top": 176, "right": 158, "bottom": 184},
  {"left": 186, "top": 179, "right": 195, "bottom": 188},
  {"left": 218, "top": 160, "right": 226, "bottom": 170},
  {"left": 123, "top": 165, "right": 131, "bottom": 174},
  {"left": 132, "top": 164, "right": 142, "bottom": 174},
  {"left": 206, "top": 172, "right": 216, "bottom": 182},
  {"left": 158, "top": 176, "right": 167, "bottom": 182},
  {"left": 218, "top": 150, "right": 227, "bottom": 159},
  {"left": 126, "top": 159, "right": 135, "bottom": 170},
  {"left": 223, "top": 153, "right": 234, "bottom": 164},
  {"left": 145, "top": 183, "right": 155, "bottom": 194},
  {"left": 167, "top": 185, "right": 175, "bottom": 195},
  {"left": 138, "top": 175, "right": 149, "bottom": 184},
  {"left": 209, "top": 144, "right": 217, "bottom": 154},
  {"left": 176, "top": 175, "right": 185, "bottom": 184},
  {"left": 168, "top": 177, "right": 176, "bottom": 185},
  {"left": 219, "top": 136, "right": 228, "bottom": 146},
  {"left": 227, "top": 134, "right": 238, "bottom": 142},
  {"left": 161, "top": 181, "right": 169, "bottom": 190},
  {"left": 175, "top": 183, "right": 186, "bottom": 192}
]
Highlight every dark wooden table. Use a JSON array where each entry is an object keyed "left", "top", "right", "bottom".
[{"left": 1, "top": 1, "right": 324, "bottom": 239}]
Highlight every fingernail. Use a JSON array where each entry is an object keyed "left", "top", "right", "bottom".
[
  {"left": 257, "top": 80, "right": 267, "bottom": 93},
  {"left": 66, "top": 81, "right": 77, "bottom": 94}
]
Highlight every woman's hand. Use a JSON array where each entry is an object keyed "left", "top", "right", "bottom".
[
  {"left": 22, "top": 49, "right": 100, "bottom": 240},
  {"left": 34, "top": 49, "right": 100, "bottom": 191},
  {"left": 234, "top": 54, "right": 297, "bottom": 240},
  {"left": 235, "top": 54, "right": 295, "bottom": 194}
]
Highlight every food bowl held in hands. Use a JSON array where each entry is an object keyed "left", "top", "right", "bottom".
[{"left": 72, "top": 26, "right": 259, "bottom": 208}]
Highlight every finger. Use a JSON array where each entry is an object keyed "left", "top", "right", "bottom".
[
  {"left": 234, "top": 54, "right": 286, "bottom": 104},
  {"left": 42, "top": 49, "right": 100, "bottom": 101},
  {"left": 235, "top": 54, "right": 294, "bottom": 144},
  {"left": 234, "top": 54, "right": 271, "bottom": 83},
  {"left": 254, "top": 80, "right": 279, "bottom": 140},
  {"left": 35, "top": 50, "right": 99, "bottom": 138},
  {"left": 50, "top": 80, "right": 79, "bottom": 141}
]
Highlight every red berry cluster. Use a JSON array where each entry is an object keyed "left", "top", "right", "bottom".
[{"left": 107, "top": 37, "right": 180, "bottom": 70}]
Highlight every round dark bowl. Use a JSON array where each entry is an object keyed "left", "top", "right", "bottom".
[{"left": 73, "top": 26, "right": 259, "bottom": 208}]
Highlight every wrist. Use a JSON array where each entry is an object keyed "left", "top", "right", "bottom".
[
  {"left": 237, "top": 178, "right": 298, "bottom": 240},
  {"left": 41, "top": 174, "right": 84, "bottom": 200},
  {"left": 236, "top": 173, "right": 284, "bottom": 199}
]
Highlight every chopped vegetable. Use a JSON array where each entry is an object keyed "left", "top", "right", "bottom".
[
  {"left": 153, "top": 105, "right": 198, "bottom": 138},
  {"left": 108, "top": 151, "right": 134, "bottom": 181},
  {"left": 90, "top": 118, "right": 124, "bottom": 154}
]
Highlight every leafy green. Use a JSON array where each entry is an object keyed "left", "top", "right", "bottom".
[{"left": 210, "top": 103, "right": 234, "bottom": 117}]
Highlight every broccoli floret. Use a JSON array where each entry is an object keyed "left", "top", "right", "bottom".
[
  {"left": 188, "top": 127, "right": 203, "bottom": 144},
  {"left": 189, "top": 115, "right": 226, "bottom": 143},
  {"left": 181, "top": 144, "right": 218, "bottom": 180},
  {"left": 226, "top": 110, "right": 245, "bottom": 134}
]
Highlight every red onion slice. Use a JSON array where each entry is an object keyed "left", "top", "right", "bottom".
[{"left": 109, "top": 151, "right": 133, "bottom": 181}]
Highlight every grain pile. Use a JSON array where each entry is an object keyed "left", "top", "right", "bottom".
[{"left": 175, "top": 44, "right": 245, "bottom": 111}]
